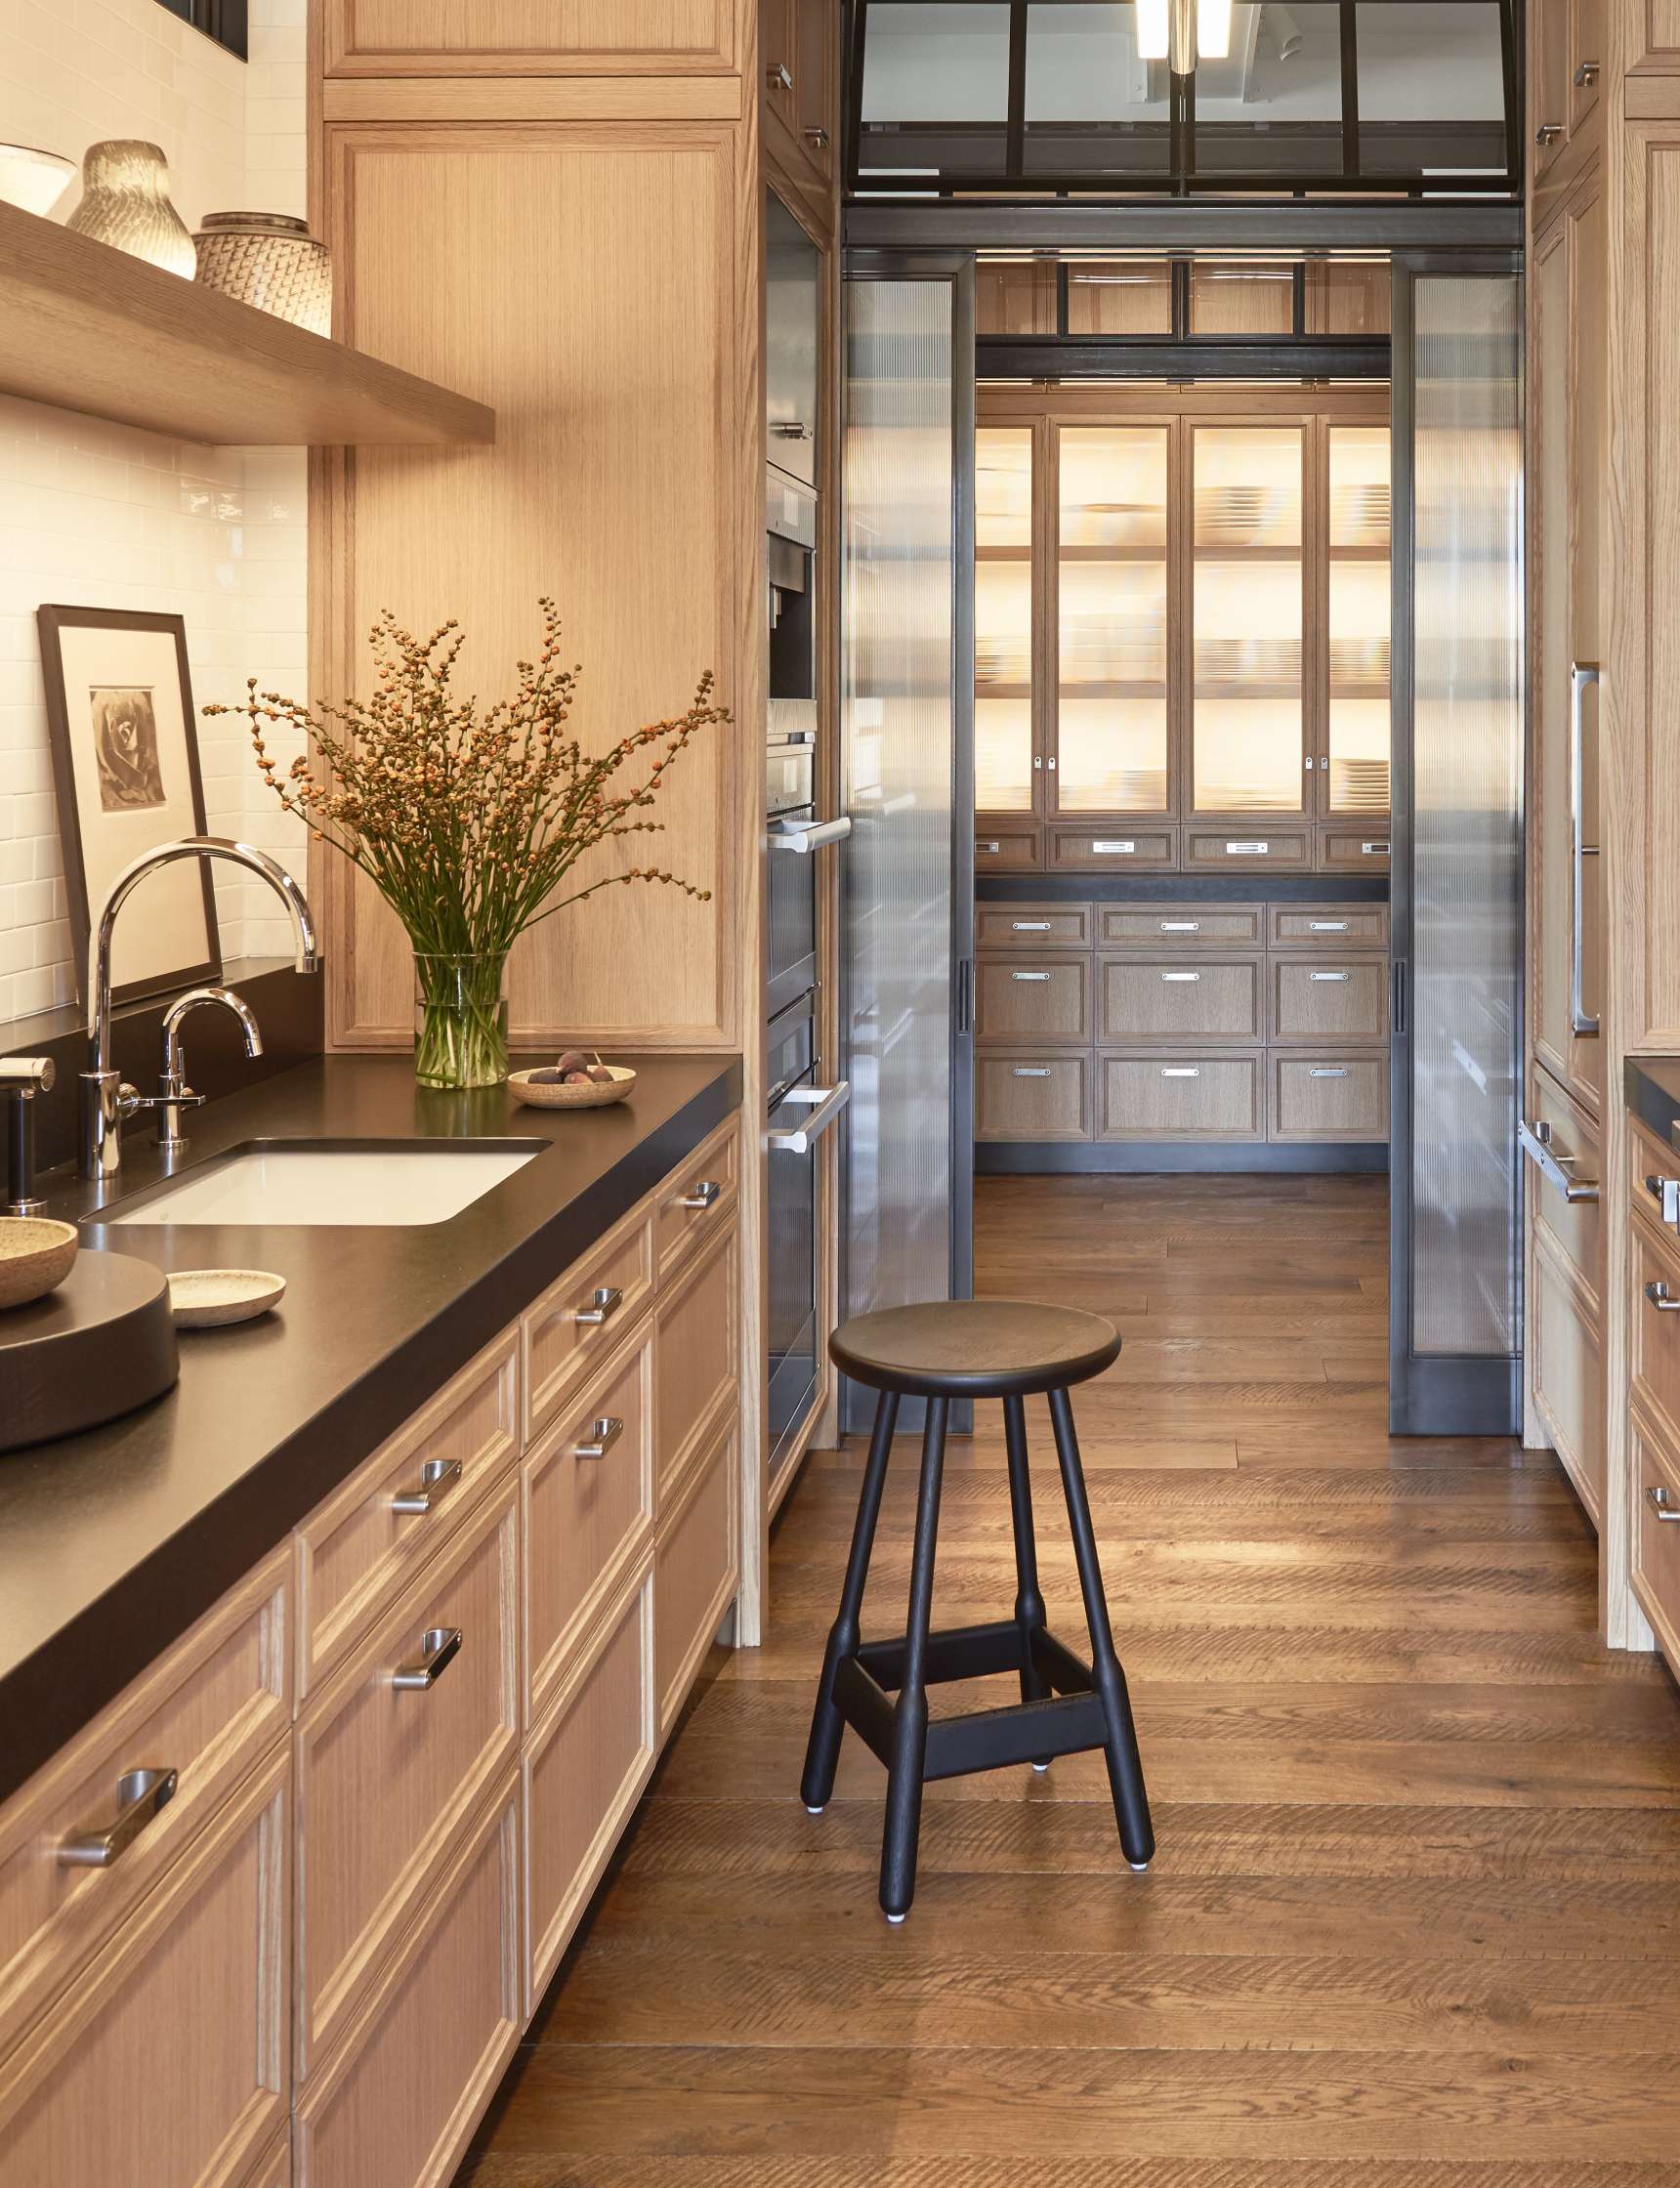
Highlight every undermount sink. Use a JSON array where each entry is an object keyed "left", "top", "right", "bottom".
[{"left": 99, "top": 1140, "right": 543, "bottom": 1229}]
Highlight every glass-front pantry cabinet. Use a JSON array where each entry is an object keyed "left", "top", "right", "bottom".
[{"left": 974, "top": 389, "right": 1391, "bottom": 879}]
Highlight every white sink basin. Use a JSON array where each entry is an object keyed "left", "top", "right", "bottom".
[{"left": 105, "top": 1142, "right": 541, "bottom": 1228}]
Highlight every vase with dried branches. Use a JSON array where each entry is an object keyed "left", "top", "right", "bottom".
[{"left": 206, "top": 601, "right": 727, "bottom": 1089}]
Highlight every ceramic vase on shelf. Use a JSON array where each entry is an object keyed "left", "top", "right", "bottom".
[
  {"left": 193, "top": 212, "right": 332, "bottom": 335},
  {"left": 0, "top": 144, "right": 76, "bottom": 217},
  {"left": 413, "top": 950, "right": 511, "bottom": 1091},
  {"left": 65, "top": 140, "right": 194, "bottom": 275}
]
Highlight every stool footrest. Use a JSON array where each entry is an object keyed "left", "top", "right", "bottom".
[{"left": 834, "top": 1622, "right": 1107, "bottom": 1782}]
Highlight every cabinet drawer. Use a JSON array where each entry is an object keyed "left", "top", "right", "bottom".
[
  {"left": 975, "top": 903, "right": 1092, "bottom": 951},
  {"left": 0, "top": 1744, "right": 290, "bottom": 2188},
  {"left": 1269, "top": 956, "right": 1389, "bottom": 1044},
  {"left": 1048, "top": 824, "right": 1177, "bottom": 872},
  {"left": 0, "top": 1548, "right": 290, "bottom": 2059},
  {"left": 1184, "top": 828, "right": 1312, "bottom": 872},
  {"left": 295, "top": 1482, "right": 519, "bottom": 2081},
  {"left": 1098, "top": 1052, "right": 1263, "bottom": 1140},
  {"left": 653, "top": 1116, "right": 738, "bottom": 1284},
  {"left": 297, "top": 1327, "right": 519, "bottom": 1699},
  {"left": 1631, "top": 1224, "right": 1680, "bottom": 1450},
  {"left": 976, "top": 1054, "right": 1092, "bottom": 1142},
  {"left": 1520, "top": 1073, "right": 1602, "bottom": 1306},
  {"left": 1317, "top": 825, "right": 1391, "bottom": 872},
  {"left": 976, "top": 956, "right": 1093, "bottom": 1045},
  {"left": 1632, "top": 1408, "right": 1680, "bottom": 1682},
  {"left": 1629, "top": 1115, "right": 1680, "bottom": 1259},
  {"left": 656, "top": 1412, "right": 739, "bottom": 1736},
  {"left": 1268, "top": 904, "right": 1390, "bottom": 952},
  {"left": 1270, "top": 1054, "right": 1389, "bottom": 1143},
  {"left": 1099, "top": 903, "right": 1262, "bottom": 950},
  {"left": 654, "top": 1221, "right": 738, "bottom": 1503},
  {"left": 974, "top": 824, "right": 1041, "bottom": 871},
  {"left": 525, "top": 1316, "right": 655, "bottom": 1726},
  {"left": 524, "top": 1199, "right": 655, "bottom": 1444},
  {"left": 1099, "top": 957, "right": 1262, "bottom": 1045},
  {"left": 293, "top": 1780, "right": 522, "bottom": 2188},
  {"left": 525, "top": 1564, "right": 655, "bottom": 2013},
  {"left": 1533, "top": 1232, "right": 1604, "bottom": 1528}
]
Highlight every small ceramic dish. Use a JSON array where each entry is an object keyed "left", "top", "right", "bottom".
[
  {"left": 509, "top": 1064, "right": 637, "bottom": 1112},
  {"left": 0, "top": 1217, "right": 78, "bottom": 1310},
  {"left": 167, "top": 1269, "right": 286, "bottom": 1328}
]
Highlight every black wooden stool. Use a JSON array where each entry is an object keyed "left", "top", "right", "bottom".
[{"left": 801, "top": 1299, "right": 1154, "bottom": 1922}]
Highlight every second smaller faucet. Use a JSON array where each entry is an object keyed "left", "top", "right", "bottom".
[{"left": 156, "top": 988, "right": 263, "bottom": 1157}]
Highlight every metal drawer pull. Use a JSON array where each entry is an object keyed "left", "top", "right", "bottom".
[
  {"left": 1012, "top": 1068, "right": 1051, "bottom": 1078},
  {"left": 1518, "top": 1117, "right": 1599, "bottom": 1202},
  {"left": 1309, "top": 1068, "right": 1348, "bottom": 1078},
  {"left": 979, "top": 840, "right": 1000, "bottom": 854},
  {"left": 393, "top": 1626, "right": 463, "bottom": 1691},
  {"left": 391, "top": 1457, "right": 463, "bottom": 1517},
  {"left": 769, "top": 1080, "right": 851, "bottom": 1154},
  {"left": 1535, "top": 121, "right": 1564, "bottom": 146},
  {"left": 1570, "top": 661, "right": 1602, "bottom": 1036},
  {"left": 1574, "top": 60, "right": 1599, "bottom": 85},
  {"left": 1363, "top": 842, "right": 1390, "bottom": 856},
  {"left": 1648, "top": 1485, "right": 1680, "bottom": 1522},
  {"left": 1226, "top": 840, "right": 1267, "bottom": 855},
  {"left": 1159, "top": 1067, "right": 1200, "bottom": 1078},
  {"left": 678, "top": 1179, "right": 722, "bottom": 1210},
  {"left": 1310, "top": 971, "right": 1350, "bottom": 983},
  {"left": 805, "top": 125, "right": 831, "bottom": 147},
  {"left": 1093, "top": 840, "right": 1136, "bottom": 855},
  {"left": 575, "top": 1415, "right": 624, "bottom": 1460},
  {"left": 768, "top": 60, "right": 793, "bottom": 90},
  {"left": 574, "top": 1284, "right": 623, "bottom": 1326},
  {"left": 1159, "top": 920, "right": 1200, "bottom": 932},
  {"left": 1012, "top": 970, "right": 1051, "bottom": 982},
  {"left": 773, "top": 816, "right": 852, "bottom": 854},
  {"left": 59, "top": 1766, "right": 178, "bottom": 1869},
  {"left": 1012, "top": 920, "right": 1052, "bottom": 931},
  {"left": 1309, "top": 920, "right": 1349, "bottom": 931},
  {"left": 1160, "top": 971, "right": 1200, "bottom": 983},
  {"left": 1646, "top": 1174, "right": 1680, "bottom": 1227},
  {"left": 1644, "top": 1282, "right": 1680, "bottom": 1313}
]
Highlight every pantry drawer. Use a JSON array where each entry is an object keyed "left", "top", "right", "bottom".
[
  {"left": 1631, "top": 1224, "right": 1680, "bottom": 1451},
  {"left": 1099, "top": 956, "right": 1262, "bottom": 1045},
  {"left": 1183, "top": 828, "right": 1313, "bottom": 873},
  {"left": 1533, "top": 1232, "right": 1604, "bottom": 1527},
  {"left": 524, "top": 1199, "right": 655, "bottom": 1444},
  {"left": 655, "top": 1412, "right": 739, "bottom": 1736},
  {"left": 297, "top": 1327, "right": 519, "bottom": 1699},
  {"left": 525, "top": 1316, "right": 655, "bottom": 1725},
  {"left": 1047, "top": 824, "right": 1177, "bottom": 872},
  {"left": 976, "top": 955, "right": 1093, "bottom": 1045},
  {"left": 974, "top": 824, "right": 1042, "bottom": 871},
  {"left": 525, "top": 1564, "right": 655, "bottom": 2012},
  {"left": 1629, "top": 1114, "right": 1680, "bottom": 1257},
  {"left": 1269, "top": 956, "right": 1389, "bottom": 1044},
  {"left": 295, "top": 1481, "right": 519, "bottom": 2082},
  {"left": 0, "top": 1547, "right": 290, "bottom": 2059},
  {"left": 975, "top": 903, "right": 1093, "bottom": 951},
  {"left": 655, "top": 1221, "right": 738, "bottom": 1503},
  {"left": 1318, "top": 824, "right": 1392, "bottom": 872},
  {"left": 1520, "top": 1073, "right": 1601, "bottom": 1306},
  {"left": 653, "top": 1116, "right": 738, "bottom": 1285},
  {"left": 1270, "top": 1054, "right": 1389, "bottom": 1142},
  {"left": 1099, "top": 904, "right": 1262, "bottom": 951},
  {"left": 1268, "top": 904, "right": 1390, "bottom": 952},
  {"left": 1631, "top": 1408, "right": 1680, "bottom": 1681},
  {"left": 1098, "top": 1051, "right": 1263, "bottom": 1140},
  {"left": 976, "top": 1054, "right": 1093, "bottom": 1142},
  {"left": 0, "top": 1743, "right": 290, "bottom": 2188},
  {"left": 293, "top": 1780, "right": 522, "bottom": 2188}
]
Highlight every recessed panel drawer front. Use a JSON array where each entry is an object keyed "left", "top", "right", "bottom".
[
  {"left": 975, "top": 903, "right": 1092, "bottom": 951},
  {"left": 1521, "top": 1073, "right": 1601, "bottom": 1304},
  {"left": 1318, "top": 825, "right": 1392, "bottom": 872},
  {"left": 1269, "top": 957, "right": 1389, "bottom": 1044},
  {"left": 525, "top": 1316, "right": 655, "bottom": 1724},
  {"left": 1268, "top": 904, "right": 1390, "bottom": 953},
  {"left": 1099, "top": 1053, "right": 1263, "bottom": 1140},
  {"left": 974, "top": 824, "right": 1041, "bottom": 871},
  {"left": 524, "top": 1200, "right": 655, "bottom": 1444},
  {"left": 1271, "top": 1054, "right": 1389, "bottom": 1142},
  {"left": 1631, "top": 1225, "right": 1680, "bottom": 1449},
  {"left": 295, "top": 1481, "right": 520, "bottom": 2081},
  {"left": 653, "top": 1117, "right": 738, "bottom": 1284},
  {"left": 1629, "top": 1115, "right": 1680, "bottom": 1263},
  {"left": 1632, "top": 1410, "right": 1680, "bottom": 1677},
  {"left": 1048, "top": 825, "right": 1177, "bottom": 872},
  {"left": 655, "top": 1412, "right": 739, "bottom": 1736},
  {"left": 1099, "top": 957, "right": 1262, "bottom": 1045},
  {"left": 976, "top": 956, "right": 1092, "bottom": 1045},
  {"left": 976, "top": 1055, "right": 1092, "bottom": 1142},
  {"left": 1183, "top": 828, "right": 1313, "bottom": 872},
  {"left": 654, "top": 1221, "right": 738, "bottom": 1504},
  {"left": 1533, "top": 1235, "right": 1604, "bottom": 1526},
  {"left": 1099, "top": 904, "right": 1262, "bottom": 951}
]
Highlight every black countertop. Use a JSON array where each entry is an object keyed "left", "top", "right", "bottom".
[
  {"left": 0, "top": 1051, "right": 740, "bottom": 1803},
  {"left": 1626, "top": 1057, "right": 1680, "bottom": 1148}
]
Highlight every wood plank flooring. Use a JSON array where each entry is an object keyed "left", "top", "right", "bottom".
[{"left": 458, "top": 1174, "right": 1680, "bottom": 2186}]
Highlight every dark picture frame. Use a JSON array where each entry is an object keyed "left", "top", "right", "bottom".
[{"left": 37, "top": 606, "right": 222, "bottom": 1009}]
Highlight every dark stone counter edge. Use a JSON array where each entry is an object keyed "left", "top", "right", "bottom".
[
  {"left": 0, "top": 1060, "right": 740, "bottom": 1804},
  {"left": 1626, "top": 1057, "right": 1680, "bottom": 1150}
]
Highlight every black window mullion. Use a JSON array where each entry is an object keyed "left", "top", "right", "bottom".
[
  {"left": 1341, "top": 2, "right": 1361, "bottom": 178},
  {"left": 1006, "top": 1, "right": 1029, "bottom": 185}
]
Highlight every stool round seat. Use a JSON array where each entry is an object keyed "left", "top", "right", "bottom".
[{"left": 830, "top": 1298, "right": 1120, "bottom": 1400}]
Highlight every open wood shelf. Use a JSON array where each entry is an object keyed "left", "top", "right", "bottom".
[{"left": 0, "top": 201, "right": 495, "bottom": 448}]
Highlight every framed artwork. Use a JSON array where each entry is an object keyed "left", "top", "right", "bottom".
[{"left": 36, "top": 606, "right": 222, "bottom": 1008}]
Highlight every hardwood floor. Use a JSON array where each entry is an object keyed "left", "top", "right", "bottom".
[{"left": 459, "top": 1174, "right": 1680, "bottom": 2184}]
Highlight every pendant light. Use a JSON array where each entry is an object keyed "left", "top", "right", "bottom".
[
  {"left": 1138, "top": 0, "right": 1235, "bottom": 72},
  {"left": 1136, "top": 0, "right": 1169, "bottom": 60},
  {"left": 1197, "top": 0, "right": 1235, "bottom": 60}
]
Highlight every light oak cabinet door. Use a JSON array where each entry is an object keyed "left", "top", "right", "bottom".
[
  {"left": 976, "top": 956, "right": 1093, "bottom": 1045},
  {"left": 1631, "top": 1408, "right": 1680, "bottom": 1678},
  {"left": 1098, "top": 1053, "right": 1263, "bottom": 1140},
  {"left": 1533, "top": 1231, "right": 1604, "bottom": 1526},
  {"left": 976, "top": 1054, "right": 1093, "bottom": 1142},
  {"left": 0, "top": 1746, "right": 291, "bottom": 2188},
  {"left": 1269, "top": 957, "right": 1389, "bottom": 1045},
  {"left": 655, "top": 1414, "right": 740, "bottom": 1732},
  {"left": 1270, "top": 1054, "right": 1388, "bottom": 1143},
  {"left": 524, "top": 1200, "right": 656, "bottom": 1444},
  {"left": 653, "top": 1117, "right": 738, "bottom": 1283},
  {"left": 654, "top": 1221, "right": 738, "bottom": 1503},
  {"left": 322, "top": 0, "right": 748, "bottom": 74},
  {"left": 1525, "top": 1069, "right": 1603, "bottom": 1305}
]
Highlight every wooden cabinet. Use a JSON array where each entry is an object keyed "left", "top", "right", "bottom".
[
  {"left": 1098, "top": 1053, "right": 1264, "bottom": 1141},
  {"left": 655, "top": 1410, "right": 739, "bottom": 1733},
  {"left": 1269, "top": 957, "right": 1389, "bottom": 1046},
  {"left": 524, "top": 1199, "right": 656, "bottom": 1444},
  {"left": 1317, "top": 826, "right": 1391, "bottom": 873},
  {"left": 1631, "top": 1408, "right": 1680, "bottom": 1676},
  {"left": 1183, "top": 827, "right": 1313, "bottom": 874},
  {"left": 321, "top": 1, "right": 750, "bottom": 75},
  {"left": 1269, "top": 904, "right": 1389, "bottom": 952},
  {"left": 1533, "top": 1228, "right": 1605, "bottom": 1525},
  {"left": 976, "top": 1054, "right": 1093, "bottom": 1142},
  {"left": 974, "top": 824, "right": 1042, "bottom": 871},
  {"left": 1047, "top": 824, "right": 1178, "bottom": 871},
  {"left": 1102, "top": 903, "right": 1263, "bottom": 950},
  {"left": 653, "top": 1116, "right": 739, "bottom": 1283},
  {"left": 1100, "top": 956, "right": 1264, "bottom": 1046},
  {"left": 762, "top": 1, "right": 837, "bottom": 189},
  {"left": 654, "top": 1222, "right": 739, "bottom": 1501},
  {"left": 976, "top": 902, "right": 1092, "bottom": 950},
  {"left": 976, "top": 955, "right": 1093, "bottom": 1046},
  {"left": 1270, "top": 1054, "right": 1388, "bottom": 1143}
]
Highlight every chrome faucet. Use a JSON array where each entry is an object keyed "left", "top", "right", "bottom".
[
  {"left": 80, "top": 836, "right": 317, "bottom": 1181},
  {"left": 155, "top": 986, "right": 264, "bottom": 1157}
]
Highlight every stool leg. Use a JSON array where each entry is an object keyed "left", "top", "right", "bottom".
[
  {"left": 801, "top": 1388, "right": 901, "bottom": 1815},
  {"left": 1048, "top": 1386, "right": 1155, "bottom": 1871},
  {"left": 879, "top": 1394, "right": 948, "bottom": 1923},
  {"left": 1002, "top": 1397, "right": 1052, "bottom": 1766}
]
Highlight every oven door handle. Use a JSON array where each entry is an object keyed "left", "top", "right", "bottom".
[
  {"left": 772, "top": 817, "right": 853, "bottom": 855},
  {"left": 768, "top": 1081, "right": 851, "bottom": 1155}
]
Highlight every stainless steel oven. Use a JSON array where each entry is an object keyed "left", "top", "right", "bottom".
[{"left": 766, "top": 992, "right": 848, "bottom": 1491}]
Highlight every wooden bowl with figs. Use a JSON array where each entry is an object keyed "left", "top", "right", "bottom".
[{"left": 509, "top": 1051, "right": 637, "bottom": 1111}]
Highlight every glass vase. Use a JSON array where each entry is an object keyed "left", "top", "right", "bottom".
[{"left": 412, "top": 950, "right": 509, "bottom": 1090}]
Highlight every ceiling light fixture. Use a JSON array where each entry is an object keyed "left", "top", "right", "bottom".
[
  {"left": 1136, "top": 0, "right": 1170, "bottom": 62},
  {"left": 1138, "top": 0, "right": 1235, "bottom": 73},
  {"left": 1197, "top": 0, "right": 1235, "bottom": 61}
]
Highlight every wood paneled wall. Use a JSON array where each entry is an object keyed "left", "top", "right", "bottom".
[{"left": 320, "top": 0, "right": 750, "bottom": 76}]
